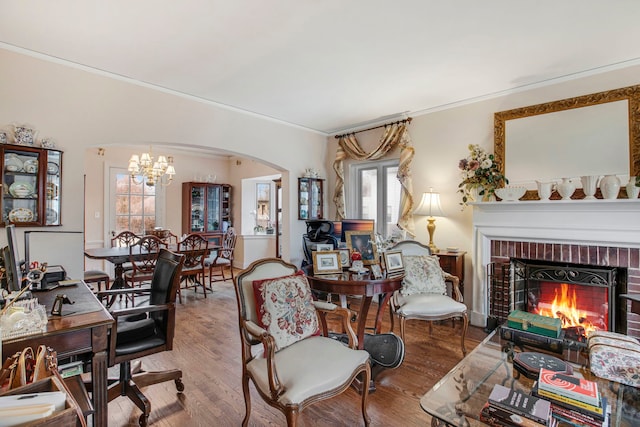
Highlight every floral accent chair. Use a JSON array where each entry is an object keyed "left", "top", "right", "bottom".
[
  {"left": 234, "top": 258, "right": 371, "bottom": 426},
  {"left": 388, "top": 240, "right": 468, "bottom": 355}
]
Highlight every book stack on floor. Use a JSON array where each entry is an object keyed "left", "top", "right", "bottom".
[
  {"left": 481, "top": 384, "right": 552, "bottom": 427},
  {"left": 532, "top": 368, "right": 609, "bottom": 427}
]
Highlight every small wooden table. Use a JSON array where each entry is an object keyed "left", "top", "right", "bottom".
[
  {"left": 302, "top": 266, "right": 403, "bottom": 350},
  {"left": 2, "top": 282, "right": 114, "bottom": 427}
]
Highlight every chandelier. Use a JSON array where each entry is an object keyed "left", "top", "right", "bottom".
[{"left": 128, "top": 147, "right": 176, "bottom": 187}]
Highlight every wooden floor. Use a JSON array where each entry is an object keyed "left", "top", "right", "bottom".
[{"left": 106, "top": 274, "right": 489, "bottom": 426}]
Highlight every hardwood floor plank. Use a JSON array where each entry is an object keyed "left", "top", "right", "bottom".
[{"left": 106, "top": 277, "right": 488, "bottom": 426}]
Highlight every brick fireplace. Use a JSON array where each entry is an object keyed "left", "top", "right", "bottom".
[{"left": 471, "top": 199, "right": 640, "bottom": 338}]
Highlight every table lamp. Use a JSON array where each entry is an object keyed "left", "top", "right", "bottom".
[{"left": 413, "top": 189, "right": 445, "bottom": 253}]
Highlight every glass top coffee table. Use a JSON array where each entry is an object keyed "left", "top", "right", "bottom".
[{"left": 420, "top": 329, "right": 640, "bottom": 426}]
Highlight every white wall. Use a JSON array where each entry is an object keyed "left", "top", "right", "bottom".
[
  {"left": 0, "top": 47, "right": 327, "bottom": 269},
  {"left": 325, "top": 64, "right": 640, "bottom": 320}
]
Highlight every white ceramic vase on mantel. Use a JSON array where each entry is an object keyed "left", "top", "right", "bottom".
[
  {"left": 557, "top": 178, "right": 576, "bottom": 200},
  {"left": 626, "top": 176, "right": 639, "bottom": 199},
  {"left": 580, "top": 175, "right": 599, "bottom": 200},
  {"left": 600, "top": 175, "right": 621, "bottom": 199}
]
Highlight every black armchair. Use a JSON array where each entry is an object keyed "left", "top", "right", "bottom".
[{"left": 91, "top": 248, "right": 185, "bottom": 427}]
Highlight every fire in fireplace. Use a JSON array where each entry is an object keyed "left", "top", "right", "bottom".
[
  {"left": 529, "top": 281, "right": 609, "bottom": 340},
  {"left": 488, "top": 258, "right": 628, "bottom": 344}
]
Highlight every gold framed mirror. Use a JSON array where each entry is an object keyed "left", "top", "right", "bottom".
[{"left": 494, "top": 84, "right": 640, "bottom": 199}]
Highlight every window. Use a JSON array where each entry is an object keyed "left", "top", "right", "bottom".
[
  {"left": 350, "top": 159, "right": 401, "bottom": 237},
  {"left": 114, "top": 173, "right": 156, "bottom": 234}
]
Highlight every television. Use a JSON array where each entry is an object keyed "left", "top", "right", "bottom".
[
  {"left": 4, "top": 224, "right": 24, "bottom": 291},
  {"left": 335, "top": 219, "right": 375, "bottom": 242}
]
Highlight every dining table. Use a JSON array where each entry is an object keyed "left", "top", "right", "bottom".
[{"left": 84, "top": 244, "right": 219, "bottom": 291}]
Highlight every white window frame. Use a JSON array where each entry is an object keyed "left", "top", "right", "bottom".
[
  {"left": 105, "top": 166, "right": 167, "bottom": 243},
  {"left": 348, "top": 158, "right": 400, "bottom": 237}
]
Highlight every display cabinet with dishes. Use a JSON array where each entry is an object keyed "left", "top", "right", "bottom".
[
  {"left": 181, "top": 182, "right": 232, "bottom": 246},
  {"left": 1, "top": 144, "right": 62, "bottom": 227}
]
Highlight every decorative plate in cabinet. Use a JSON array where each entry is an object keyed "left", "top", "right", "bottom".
[{"left": 9, "top": 207, "right": 34, "bottom": 223}]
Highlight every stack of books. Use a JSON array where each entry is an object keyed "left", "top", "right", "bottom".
[
  {"left": 532, "top": 368, "right": 608, "bottom": 427},
  {"left": 481, "top": 384, "right": 552, "bottom": 427}
]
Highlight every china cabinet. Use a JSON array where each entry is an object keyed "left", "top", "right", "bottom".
[
  {"left": 298, "top": 177, "right": 323, "bottom": 220},
  {"left": 1, "top": 144, "right": 62, "bottom": 227},
  {"left": 182, "top": 182, "right": 231, "bottom": 246}
]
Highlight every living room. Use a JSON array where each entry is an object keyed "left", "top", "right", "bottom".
[{"left": 1, "top": 2, "right": 640, "bottom": 425}]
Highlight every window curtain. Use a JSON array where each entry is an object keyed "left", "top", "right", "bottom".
[{"left": 332, "top": 122, "right": 416, "bottom": 237}]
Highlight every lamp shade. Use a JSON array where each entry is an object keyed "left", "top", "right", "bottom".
[{"left": 413, "top": 190, "right": 445, "bottom": 217}]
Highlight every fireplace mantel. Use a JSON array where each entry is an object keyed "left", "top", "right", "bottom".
[{"left": 470, "top": 199, "right": 640, "bottom": 328}]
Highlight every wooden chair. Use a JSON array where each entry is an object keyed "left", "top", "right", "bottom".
[
  {"left": 206, "top": 227, "right": 236, "bottom": 284},
  {"left": 234, "top": 258, "right": 371, "bottom": 426},
  {"left": 387, "top": 240, "right": 469, "bottom": 355},
  {"left": 124, "top": 235, "right": 166, "bottom": 305},
  {"left": 111, "top": 230, "right": 140, "bottom": 247},
  {"left": 90, "top": 249, "right": 185, "bottom": 427},
  {"left": 176, "top": 233, "right": 208, "bottom": 303},
  {"left": 111, "top": 231, "right": 141, "bottom": 274}
]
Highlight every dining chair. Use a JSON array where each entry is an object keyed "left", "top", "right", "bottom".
[
  {"left": 176, "top": 233, "right": 209, "bottom": 303},
  {"left": 206, "top": 227, "right": 237, "bottom": 284},
  {"left": 387, "top": 240, "right": 468, "bottom": 355},
  {"left": 234, "top": 258, "right": 371, "bottom": 426},
  {"left": 111, "top": 231, "right": 141, "bottom": 274},
  {"left": 124, "top": 235, "right": 167, "bottom": 306},
  {"left": 90, "top": 249, "right": 185, "bottom": 427},
  {"left": 111, "top": 230, "right": 140, "bottom": 248}
]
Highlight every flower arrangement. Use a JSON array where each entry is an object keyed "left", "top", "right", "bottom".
[{"left": 458, "top": 144, "right": 508, "bottom": 207}]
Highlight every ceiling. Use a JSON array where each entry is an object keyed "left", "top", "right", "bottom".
[{"left": 2, "top": 1, "right": 640, "bottom": 135}]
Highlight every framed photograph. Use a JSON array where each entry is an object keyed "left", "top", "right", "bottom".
[
  {"left": 338, "top": 248, "right": 351, "bottom": 268},
  {"left": 383, "top": 250, "right": 404, "bottom": 274},
  {"left": 315, "top": 244, "right": 334, "bottom": 252},
  {"left": 370, "top": 264, "right": 383, "bottom": 279},
  {"left": 312, "top": 250, "right": 342, "bottom": 275},
  {"left": 345, "top": 231, "right": 378, "bottom": 265}
]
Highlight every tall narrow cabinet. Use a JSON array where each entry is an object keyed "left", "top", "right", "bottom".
[
  {"left": 182, "top": 182, "right": 231, "bottom": 246},
  {"left": 1, "top": 144, "right": 62, "bottom": 227}
]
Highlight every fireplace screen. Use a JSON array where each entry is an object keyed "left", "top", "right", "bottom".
[
  {"left": 528, "top": 280, "right": 609, "bottom": 340},
  {"left": 490, "top": 258, "right": 628, "bottom": 343}
]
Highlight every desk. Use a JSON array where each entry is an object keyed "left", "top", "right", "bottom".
[
  {"left": 2, "top": 282, "right": 114, "bottom": 427},
  {"left": 420, "top": 329, "right": 640, "bottom": 426},
  {"left": 302, "top": 266, "right": 403, "bottom": 350}
]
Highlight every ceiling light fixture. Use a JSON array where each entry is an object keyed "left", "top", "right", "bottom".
[{"left": 128, "top": 147, "right": 176, "bottom": 187}]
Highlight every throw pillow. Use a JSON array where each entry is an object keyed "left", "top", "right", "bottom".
[
  {"left": 252, "top": 270, "right": 320, "bottom": 351},
  {"left": 401, "top": 255, "right": 446, "bottom": 296}
]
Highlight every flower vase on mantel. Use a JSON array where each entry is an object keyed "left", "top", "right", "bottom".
[{"left": 468, "top": 185, "right": 483, "bottom": 203}]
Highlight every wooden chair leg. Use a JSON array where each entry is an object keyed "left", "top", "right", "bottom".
[{"left": 241, "top": 374, "right": 252, "bottom": 427}]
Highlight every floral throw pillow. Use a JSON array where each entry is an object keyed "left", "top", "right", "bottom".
[
  {"left": 252, "top": 270, "right": 319, "bottom": 351},
  {"left": 401, "top": 255, "right": 446, "bottom": 296}
]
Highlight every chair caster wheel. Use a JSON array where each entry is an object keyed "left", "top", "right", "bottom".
[
  {"left": 175, "top": 378, "right": 185, "bottom": 392},
  {"left": 139, "top": 414, "right": 148, "bottom": 427}
]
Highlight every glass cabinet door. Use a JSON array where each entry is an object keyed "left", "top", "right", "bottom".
[
  {"left": 206, "top": 185, "right": 221, "bottom": 232},
  {"left": 298, "top": 178, "right": 323, "bottom": 220},
  {"left": 45, "top": 150, "right": 62, "bottom": 226},
  {"left": 190, "top": 184, "right": 206, "bottom": 232},
  {"left": 2, "top": 146, "right": 42, "bottom": 225}
]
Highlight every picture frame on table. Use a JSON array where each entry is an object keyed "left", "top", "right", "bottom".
[
  {"left": 338, "top": 248, "right": 351, "bottom": 268},
  {"left": 370, "top": 264, "right": 383, "bottom": 279},
  {"left": 312, "top": 250, "right": 343, "bottom": 275},
  {"left": 383, "top": 250, "right": 404, "bottom": 274},
  {"left": 315, "top": 244, "right": 334, "bottom": 252},
  {"left": 345, "top": 231, "right": 378, "bottom": 265}
]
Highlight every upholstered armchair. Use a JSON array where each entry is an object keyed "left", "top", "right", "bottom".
[
  {"left": 388, "top": 240, "right": 468, "bottom": 355},
  {"left": 234, "top": 258, "right": 371, "bottom": 426}
]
